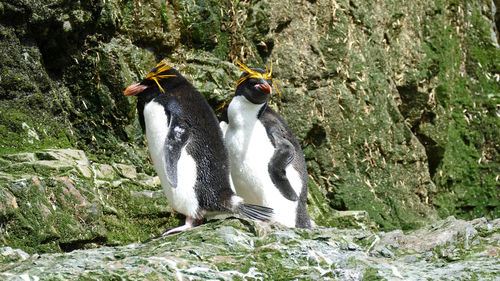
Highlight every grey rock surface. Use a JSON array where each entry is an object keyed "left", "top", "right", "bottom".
[{"left": 1, "top": 217, "right": 498, "bottom": 280}]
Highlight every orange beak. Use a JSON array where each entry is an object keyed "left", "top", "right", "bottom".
[
  {"left": 124, "top": 83, "right": 148, "bottom": 96},
  {"left": 255, "top": 83, "right": 272, "bottom": 94}
]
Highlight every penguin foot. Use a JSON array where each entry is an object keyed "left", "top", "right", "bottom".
[{"left": 162, "top": 216, "right": 203, "bottom": 235}]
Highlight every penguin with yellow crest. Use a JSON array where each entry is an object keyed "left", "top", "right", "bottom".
[
  {"left": 124, "top": 60, "right": 273, "bottom": 234},
  {"left": 220, "top": 62, "right": 313, "bottom": 228}
]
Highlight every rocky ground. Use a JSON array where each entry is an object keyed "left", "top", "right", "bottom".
[
  {"left": 1, "top": 217, "right": 499, "bottom": 280},
  {"left": 0, "top": 149, "right": 179, "bottom": 253},
  {"left": 0, "top": 149, "right": 498, "bottom": 280}
]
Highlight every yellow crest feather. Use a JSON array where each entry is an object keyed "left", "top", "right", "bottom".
[
  {"left": 235, "top": 61, "right": 280, "bottom": 96},
  {"left": 145, "top": 59, "right": 176, "bottom": 93}
]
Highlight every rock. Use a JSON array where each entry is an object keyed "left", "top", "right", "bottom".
[
  {"left": 41, "top": 149, "right": 88, "bottom": 163},
  {"left": 32, "top": 160, "right": 74, "bottom": 174},
  {"left": 136, "top": 175, "right": 161, "bottom": 188},
  {"left": 330, "top": 210, "right": 376, "bottom": 230},
  {"left": 1, "top": 153, "right": 36, "bottom": 163},
  {"left": 372, "top": 216, "right": 499, "bottom": 264},
  {"left": 92, "top": 164, "right": 116, "bottom": 180},
  {"left": 131, "top": 190, "right": 164, "bottom": 199},
  {"left": 0, "top": 149, "right": 177, "bottom": 253},
  {"left": 0, "top": 149, "right": 92, "bottom": 179},
  {"left": 0, "top": 172, "right": 14, "bottom": 181},
  {"left": 0, "top": 217, "right": 498, "bottom": 280},
  {"left": 114, "top": 164, "right": 137, "bottom": 179},
  {"left": 0, "top": 188, "right": 18, "bottom": 210},
  {"left": 0, "top": 247, "right": 29, "bottom": 264},
  {"left": 76, "top": 164, "right": 92, "bottom": 178}
]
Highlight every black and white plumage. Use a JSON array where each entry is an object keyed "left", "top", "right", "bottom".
[
  {"left": 220, "top": 63, "right": 313, "bottom": 228},
  {"left": 124, "top": 60, "right": 273, "bottom": 234}
]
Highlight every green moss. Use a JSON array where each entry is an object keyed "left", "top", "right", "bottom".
[
  {"left": 1, "top": 169, "right": 179, "bottom": 254},
  {"left": 362, "top": 267, "right": 385, "bottom": 281},
  {"left": 0, "top": 24, "right": 74, "bottom": 156},
  {"left": 177, "top": 0, "right": 232, "bottom": 58},
  {"left": 60, "top": 35, "right": 156, "bottom": 168},
  {"left": 99, "top": 181, "right": 179, "bottom": 244},
  {"left": 160, "top": 1, "right": 168, "bottom": 24},
  {"left": 176, "top": 0, "right": 271, "bottom": 61},
  {"left": 307, "top": 178, "right": 337, "bottom": 227},
  {"left": 417, "top": 0, "right": 500, "bottom": 220},
  {"left": 3, "top": 179, "right": 59, "bottom": 253},
  {"left": 0, "top": 105, "right": 73, "bottom": 156}
]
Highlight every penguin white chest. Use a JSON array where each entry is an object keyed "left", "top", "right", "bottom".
[
  {"left": 226, "top": 121, "right": 275, "bottom": 200},
  {"left": 225, "top": 98, "right": 272, "bottom": 200},
  {"left": 142, "top": 101, "right": 199, "bottom": 218}
]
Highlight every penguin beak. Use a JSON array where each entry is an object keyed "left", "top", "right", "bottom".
[
  {"left": 254, "top": 83, "right": 272, "bottom": 95},
  {"left": 124, "top": 83, "right": 149, "bottom": 96}
]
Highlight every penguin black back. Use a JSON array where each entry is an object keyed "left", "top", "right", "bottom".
[
  {"left": 257, "top": 106, "right": 311, "bottom": 228},
  {"left": 127, "top": 62, "right": 234, "bottom": 211},
  {"left": 124, "top": 60, "right": 273, "bottom": 234}
]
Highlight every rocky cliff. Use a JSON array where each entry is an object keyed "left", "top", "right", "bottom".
[{"left": 0, "top": 0, "right": 498, "bottom": 274}]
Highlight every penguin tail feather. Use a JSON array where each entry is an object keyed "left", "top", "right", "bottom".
[{"left": 238, "top": 204, "right": 274, "bottom": 222}]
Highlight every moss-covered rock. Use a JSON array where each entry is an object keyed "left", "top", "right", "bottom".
[
  {"left": 263, "top": 0, "right": 498, "bottom": 229},
  {"left": 262, "top": 0, "right": 440, "bottom": 230},
  {"left": 415, "top": 0, "right": 500, "bottom": 221},
  {"left": 0, "top": 149, "right": 178, "bottom": 254},
  {"left": 0, "top": 24, "right": 74, "bottom": 155},
  {"left": 1, "top": 217, "right": 498, "bottom": 280}
]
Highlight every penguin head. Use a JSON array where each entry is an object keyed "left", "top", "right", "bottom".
[
  {"left": 124, "top": 60, "right": 177, "bottom": 97},
  {"left": 234, "top": 61, "right": 279, "bottom": 105}
]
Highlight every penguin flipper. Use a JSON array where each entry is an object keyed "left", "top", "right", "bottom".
[
  {"left": 268, "top": 132, "right": 299, "bottom": 201},
  {"left": 163, "top": 114, "right": 190, "bottom": 188}
]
